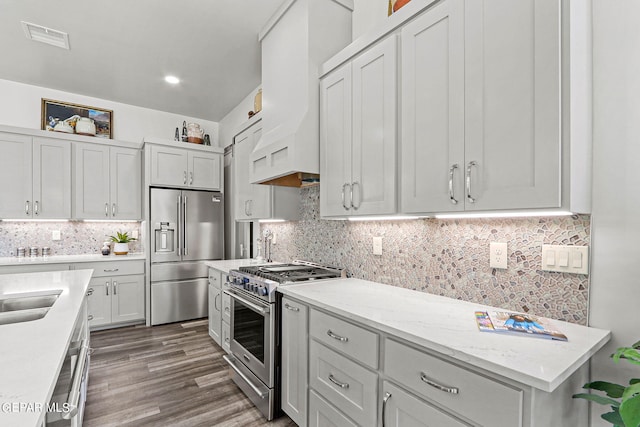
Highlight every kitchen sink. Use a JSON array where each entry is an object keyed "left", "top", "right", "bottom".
[{"left": 0, "top": 290, "right": 61, "bottom": 325}]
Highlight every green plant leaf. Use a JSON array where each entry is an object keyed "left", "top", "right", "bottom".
[
  {"left": 623, "top": 383, "right": 640, "bottom": 402},
  {"left": 632, "top": 340, "right": 640, "bottom": 350},
  {"left": 573, "top": 393, "right": 620, "bottom": 407},
  {"left": 583, "top": 381, "right": 626, "bottom": 398},
  {"left": 615, "top": 348, "right": 640, "bottom": 366},
  {"left": 601, "top": 408, "right": 625, "bottom": 426},
  {"left": 620, "top": 394, "right": 640, "bottom": 427},
  {"left": 631, "top": 379, "right": 640, "bottom": 385}
]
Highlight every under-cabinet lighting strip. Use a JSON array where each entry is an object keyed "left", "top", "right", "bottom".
[
  {"left": 434, "top": 211, "right": 574, "bottom": 219},
  {"left": 1, "top": 219, "right": 69, "bottom": 223}
]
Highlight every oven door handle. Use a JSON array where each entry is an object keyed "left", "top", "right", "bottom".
[
  {"left": 61, "top": 342, "right": 90, "bottom": 419},
  {"left": 223, "top": 355, "right": 268, "bottom": 399},
  {"left": 224, "top": 290, "right": 270, "bottom": 315}
]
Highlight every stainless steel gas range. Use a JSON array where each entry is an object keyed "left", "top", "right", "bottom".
[{"left": 222, "top": 261, "right": 345, "bottom": 420}]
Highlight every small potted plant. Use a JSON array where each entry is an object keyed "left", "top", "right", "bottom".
[
  {"left": 573, "top": 340, "right": 640, "bottom": 426},
  {"left": 109, "top": 231, "right": 136, "bottom": 255}
]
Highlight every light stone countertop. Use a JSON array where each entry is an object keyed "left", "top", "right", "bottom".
[
  {"left": 0, "top": 269, "right": 93, "bottom": 426},
  {"left": 0, "top": 253, "right": 146, "bottom": 267},
  {"left": 203, "top": 259, "right": 276, "bottom": 274},
  {"left": 278, "top": 278, "right": 611, "bottom": 393}
]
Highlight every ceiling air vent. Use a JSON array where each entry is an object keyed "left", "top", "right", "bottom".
[{"left": 21, "top": 21, "right": 70, "bottom": 49}]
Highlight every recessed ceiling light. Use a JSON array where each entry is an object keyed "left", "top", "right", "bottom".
[
  {"left": 164, "top": 75, "right": 180, "bottom": 84},
  {"left": 21, "top": 21, "right": 70, "bottom": 49}
]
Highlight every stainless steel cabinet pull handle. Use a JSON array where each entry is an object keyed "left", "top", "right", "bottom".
[
  {"left": 103, "top": 268, "right": 119, "bottom": 272},
  {"left": 351, "top": 182, "right": 361, "bottom": 209},
  {"left": 87, "top": 288, "right": 94, "bottom": 296},
  {"left": 341, "top": 183, "right": 350, "bottom": 210},
  {"left": 225, "top": 337, "right": 230, "bottom": 343},
  {"left": 466, "top": 161, "right": 477, "bottom": 203},
  {"left": 25, "top": 200, "right": 30, "bottom": 215},
  {"left": 328, "top": 374, "right": 349, "bottom": 389},
  {"left": 224, "top": 307, "right": 230, "bottom": 313},
  {"left": 113, "top": 281, "right": 117, "bottom": 295},
  {"left": 214, "top": 293, "right": 220, "bottom": 311},
  {"left": 284, "top": 303, "right": 300, "bottom": 312},
  {"left": 106, "top": 281, "right": 109, "bottom": 295},
  {"left": 243, "top": 354, "right": 251, "bottom": 362},
  {"left": 244, "top": 200, "right": 250, "bottom": 216},
  {"left": 183, "top": 171, "right": 187, "bottom": 185},
  {"left": 112, "top": 203, "right": 116, "bottom": 217},
  {"left": 88, "top": 314, "right": 94, "bottom": 321},
  {"left": 248, "top": 199, "right": 253, "bottom": 216},
  {"left": 34, "top": 200, "right": 39, "bottom": 215},
  {"left": 449, "top": 164, "right": 459, "bottom": 205},
  {"left": 105, "top": 203, "right": 109, "bottom": 217},
  {"left": 189, "top": 172, "right": 193, "bottom": 185},
  {"left": 382, "top": 392, "right": 392, "bottom": 427},
  {"left": 327, "top": 329, "right": 348, "bottom": 342},
  {"left": 420, "top": 372, "right": 459, "bottom": 394}
]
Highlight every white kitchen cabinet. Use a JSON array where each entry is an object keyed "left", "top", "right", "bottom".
[
  {"left": 0, "top": 132, "right": 71, "bottom": 219},
  {"left": 281, "top": 297, "right": 308, "bottom": 426},
  {"left": 381, "top": 381, "right": 470, "bottom": 427},
  {"left": 233, "top": 119, "right": 300, "bottom": 221},
  {"left": 208, "top": 268, "right": 223, "bottom": 346},
  {"left": 308, "top": 389, "right": 358, "bottom": 427},
  {"left": 147, "top": 143, "right": 222, "bottom": 191},
  {"left": 81, "top": 260, "right": 145, "bottom": 329},
  {"left": 74, "top": 143, "right": 141, "bottom": 220},
  {"left": 401, "top": 0, "right": 562, "bottom": 214},
  {"left": 320, "top": 35, "right": 397, "bottom": 217}
]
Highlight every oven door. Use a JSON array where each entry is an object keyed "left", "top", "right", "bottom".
[{"left": 225, "top": 288, "right": 275, "bottom": 387}]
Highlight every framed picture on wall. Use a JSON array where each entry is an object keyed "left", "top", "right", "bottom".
[{"left": 41, "top": 98, "right": 113, "bottom": 139}]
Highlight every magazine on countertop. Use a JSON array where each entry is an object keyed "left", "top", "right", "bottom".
[{"left": 475, "top": 310, "right": 568, "bottom": 341}]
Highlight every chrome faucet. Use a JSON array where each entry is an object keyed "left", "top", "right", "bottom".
[{"left": 263, "top": 229, "right": 273, "bottom": 263}]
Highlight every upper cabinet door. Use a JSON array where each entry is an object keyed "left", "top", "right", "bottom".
[
  {"left": 234, "top": 122, "right": 271, "bottom": 220},
  {"left": 0, "top": 133, "right": 32, "bottom": 219},
  {"left": 400, "top": 0, "right": 465, "bottom": 214},
  {"left": 464, "top": 0, "right": 561, "bottom": 211},
  {"left": 74, "top": 142, "right": 110, "bottom": 219},
  {"left": 351, "top": 35, "right": 398, "bottom": 216},
  {"left": 149, "top": 145, "right": 189, "bottom": 187},
  {"left": 33, "top": 137, "right": 71, "bottom": 218},
  {"left": 320, "top": 62, "right": 353, "bottom": 217},
  {"left": 188, "top": 151, "right": 222, "bottom": 191},
  {"left": 110, "top": 147, "right": 141, "bottom": 220}
]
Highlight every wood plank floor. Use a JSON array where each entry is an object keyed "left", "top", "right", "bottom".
[{"left": 84, "top": 319, "right": 297, "bottom": 427}]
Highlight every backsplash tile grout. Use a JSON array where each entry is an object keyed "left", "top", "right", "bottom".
[{"left": 262, "top": 187, "right": 590, "bottom": 325}]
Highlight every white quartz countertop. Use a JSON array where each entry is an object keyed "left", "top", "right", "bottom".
[
  {"left": 0, "top": 269, "right": 93, "bottom": 426},
  {"left": 0, "top": 253, "right": 146, "bottom": 267},
  {"left": 203, "top": 259, "right": 275, "bottom": 274},
  {"left": 278, "top": 278, "right": 611, "bottom": 393}
]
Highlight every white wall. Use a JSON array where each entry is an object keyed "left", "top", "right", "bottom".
[
  {"left": 0, "top": 79, "right": 219, "bottom": 146},
  {"left": 352, "top": 0, "right": 389, "bottom": 40},
  {"left": 218, "top": 85, "right": 260, "bottom": 148},
  {"left": 589, "top": 1, "right": 640, "bottom": 426}
]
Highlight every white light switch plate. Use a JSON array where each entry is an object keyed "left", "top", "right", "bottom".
[
  {"left": 51, "top": 230, "right": 61, "bottom": 241},
  {"left": 541, "top": 244, "right": 589, "bottom": 274},
  {"left": 490, "top": 242, "right": 508, "bottom": 269},
  {"left": 373, "top": 237, "right": 383, "bottom": 256},
  {"left": 131, "top": 230, "right": 139, "bottom": 240}
]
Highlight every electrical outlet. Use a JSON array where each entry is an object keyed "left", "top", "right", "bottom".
[
  {"left": 271, "top": 233, "right": 277, "bottom": 245},
  {"left": 51, "top": 230, "right": 61, "bottom": 241},
  {"left": 131, "top": 230, "right": 139, "bottom": 240},
  {"left": 490, "top": 242, "right": 508, "bottom": 269},
  {"left": 373, "top": 237, "right": 383, "bottom": 256}
]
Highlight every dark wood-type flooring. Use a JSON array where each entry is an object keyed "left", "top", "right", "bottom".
[{"left": 83, "top": 319, "right": 297, "bottom": 427}]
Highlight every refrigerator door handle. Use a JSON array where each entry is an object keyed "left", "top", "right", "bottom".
[
  {"left": 176, "top": 195, "right": 182, "bottom": 257},
  {"left": 183, "top": 195, "right": 188, "bottom": 256}
]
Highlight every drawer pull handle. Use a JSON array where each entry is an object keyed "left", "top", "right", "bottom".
[
  {"left": 224, "top": 307, "right": 230, "bottom": 313},
  {"left": 327, "top": 330, "right": 348, "bottom": 342},
  {"left": 284, "top": 303, "right": 300, "bottom": 312},
  {"left": 328, "top": 374, "right": 349, "bottom": 389},
  {"left": 86, "top": 288, "right": 94, "bottom": 296},
  {"left": 420, "top": 372, "right": 459, "bottom": 394},
  {"left": 103, "top": 268, "right": 119, "bottom": 272},
  {"left": 225, "top": 338, "right": 230, "bottom": 344},
  {"left": 382, "top": 392, "right": 392, "bottom": 427},
  {"left": 87, "top": 314, "right": 94, "bottom": 321}
]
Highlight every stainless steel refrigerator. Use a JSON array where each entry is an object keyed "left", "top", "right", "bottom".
[{"left": 150, "top": 188, "right": 223, "bottom": 325}]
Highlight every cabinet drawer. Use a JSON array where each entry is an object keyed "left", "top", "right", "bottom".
[
  {"left": 309, "top": 341, "right": 377, "bottom": 427},
  {"left": 222, "top": 320, "right": 231, "bottom": 353},
  {"left": 308, "top": 389, "right": 357, "bottom": 427},
  {"left": 222, "top": 292, "right": 231, "bottom": 323},
  {"left": 78, "top": 260, "right": 144, "bottom": 277},
  {"left": 384, "top": 339, "right": 523, "bottom": 427},
  {"left": 310, "top": 308, "right": 378, "bottom": 369}
]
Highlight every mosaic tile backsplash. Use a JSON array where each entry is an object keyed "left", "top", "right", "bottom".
[
  {"left": 262, "top": 186, "right": 590, "bottom": 325},
  {"left": 0, "top": 222, "right": 143, "bottom": 256}
]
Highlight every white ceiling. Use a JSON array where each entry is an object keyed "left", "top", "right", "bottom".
[{"left": 0, "top": 0, "right": 284, "bottom": 121}]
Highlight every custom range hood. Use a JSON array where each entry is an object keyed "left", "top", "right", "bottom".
[{"left": 250, "top": 0, "right": 353, "bottom": 187}]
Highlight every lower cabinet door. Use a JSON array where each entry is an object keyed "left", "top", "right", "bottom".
[
  {"left": 281, "top": 297, "right": 309, "bottom": 426},
  {"left": 308, "top": 390, "right": 357, "bottom": 427},
  {"left": 221, "top": 320, "right": 231, "bottom": 354},
  {"left": 382, "top": 382, "right": 470, "bottom": 427},
  {"left": 111, "top": 275, "right": 145, "bottom": 324},
  {"left": 87, "top": 278, "right": 111, "bottom": 327},
  {"left": 208, "top": 281, "right": 222, "bottom": 345}
]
